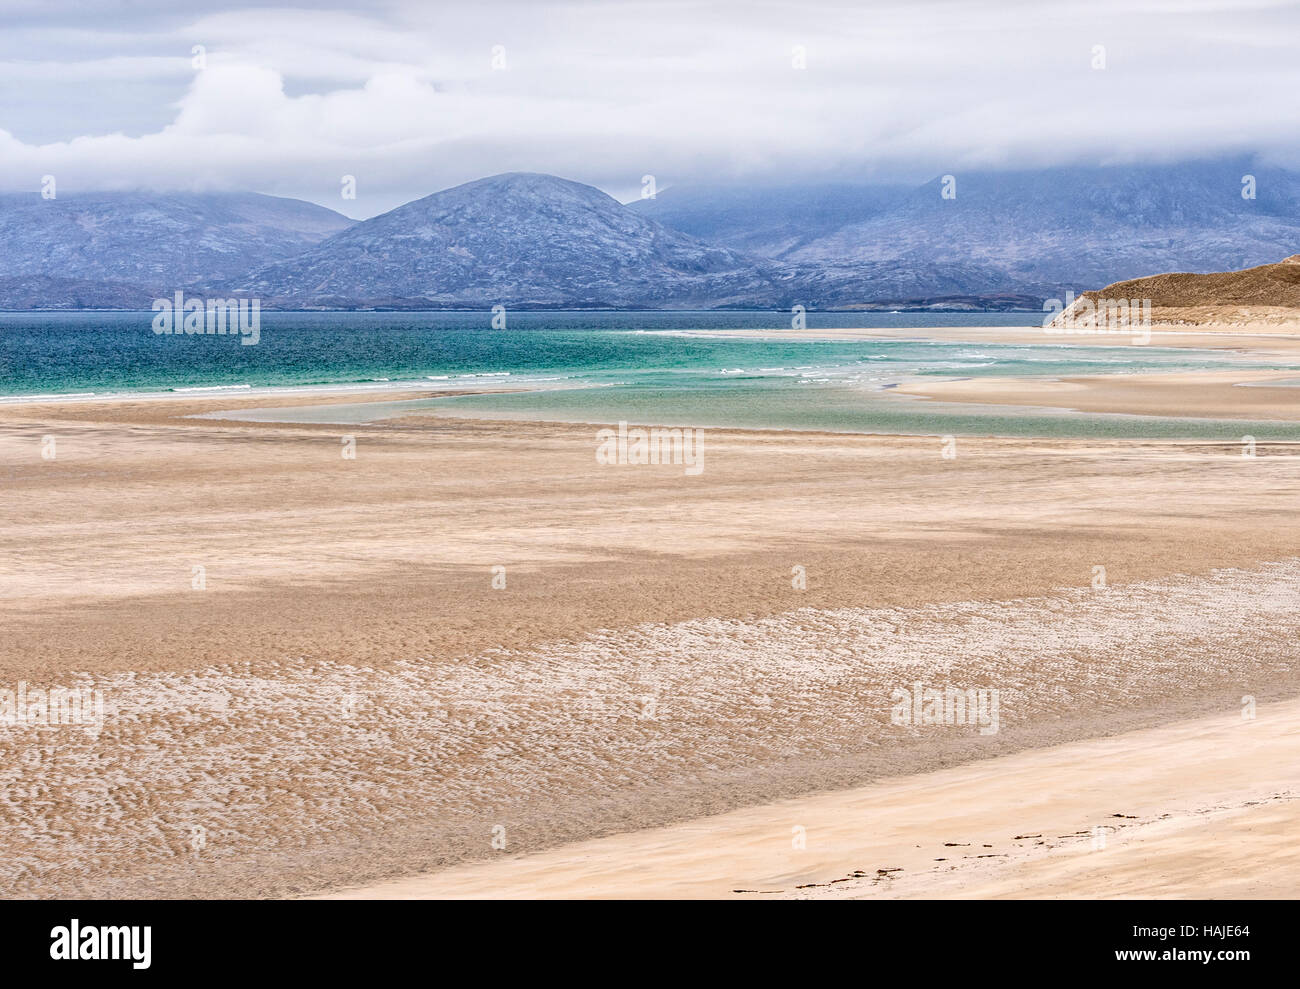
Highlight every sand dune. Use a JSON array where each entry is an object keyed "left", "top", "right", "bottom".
[{"left": 1059, "top": 254, "right": 1300, "bottom": 329}]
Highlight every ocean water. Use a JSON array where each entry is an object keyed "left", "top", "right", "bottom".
[{"left": 4, "top": 310, "right": 1299, "bottom": 439}]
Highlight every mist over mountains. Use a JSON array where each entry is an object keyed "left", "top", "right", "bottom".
[
  {"left": 633, "top": 158, "right": 1300, "bottom": 302},
  {"left": 2, "top": 158, "right": 1297, "bottom": 311}
]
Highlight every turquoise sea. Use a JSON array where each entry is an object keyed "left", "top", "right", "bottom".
[{"left": 3, "top": 310, "right": 1299, "bottom": 439}]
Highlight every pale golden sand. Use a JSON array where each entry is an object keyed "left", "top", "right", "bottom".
[
  {"left": 699, "top": 324, "right": 1300, "bottom": 356},
  {"left": 320, "top": 698, "right": 1300, "bottom": 899},
  {"left": 2, "top": 346, "right": 1298, "bottom": 898},
  {"left": 897, "top": 369, "right": 1300, "bottom": 421}
]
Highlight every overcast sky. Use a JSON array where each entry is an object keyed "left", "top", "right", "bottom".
[{"left": 1, "top": 0, "right": 1297, "bottom": 216}]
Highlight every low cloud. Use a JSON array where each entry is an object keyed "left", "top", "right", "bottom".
[{"left": 1, "top": 0, "right": 1296, "bottom": 216}]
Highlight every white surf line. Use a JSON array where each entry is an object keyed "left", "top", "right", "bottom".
[{"left": 3, "top": 561, "right": 1299, "bottom": 896}]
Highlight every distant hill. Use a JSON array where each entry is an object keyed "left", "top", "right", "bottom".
[
  {"left": 634, "top": 158, "right": 1300, "bottom": 301},
  {"left": 232, "top": 172, "right": 793, "bottom": 309},
  {"left": 0, "top": 192, "right": 353, "bottom": 309},
  {"left": 1062, "top": 254, "right": 1300, "bottom": 327}
]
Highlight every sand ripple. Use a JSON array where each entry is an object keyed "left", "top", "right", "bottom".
[{"left": 2, "top": 561, "right": 1298, "bottom": 897}]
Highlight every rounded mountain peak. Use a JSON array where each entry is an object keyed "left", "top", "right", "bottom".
[{"left": 404, "top": 172, "right": 619, "bottom": 214}]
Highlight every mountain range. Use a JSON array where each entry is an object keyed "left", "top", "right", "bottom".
[{"left": 2, "top": 157, "right": 1297, "bottom": 311}]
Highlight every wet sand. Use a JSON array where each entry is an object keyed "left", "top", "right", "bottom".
[{"left": 897, "top": 369, "right": 1300, "bottom": 421}]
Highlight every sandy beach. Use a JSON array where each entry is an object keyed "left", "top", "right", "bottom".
[
  {"left": 897, "top": 369, "right": 1300, "bottom": 421},
  {"left": 3, "top": 332, "right": 1299, "bottom": 899},
  {"left": 322, "top": 697, "right": 1300, "bottom": 899},
  {"left": 692, "top": 323, "right": 1300, "bottom": 353}
]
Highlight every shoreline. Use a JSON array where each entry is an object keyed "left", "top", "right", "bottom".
[
  {"left": 12, "top": 378, "right": 1300, "bottom": 440},
  {"left": 5, "top": 322, "right": 1299, "bottom": 425},
  {"left": 6, "top": 321, "right": 1300, "bottom": 410},
  {"left": 4, "top": 337, "right": 1297, "bottom": 439},
  {"left": 0, "top": 381, "right": 524, "bottom": 409}
]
